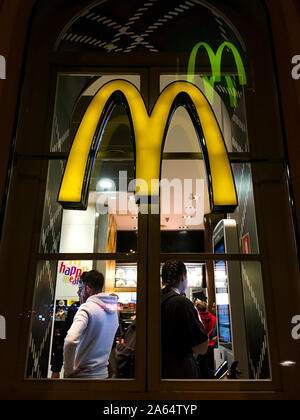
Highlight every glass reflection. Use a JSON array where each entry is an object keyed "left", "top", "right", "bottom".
[
  {"left": 27, "top": 261, "right": 137, "bottom": 379},
  {"left": 160, "top": 260, "right": 270, "bottom": 380}
]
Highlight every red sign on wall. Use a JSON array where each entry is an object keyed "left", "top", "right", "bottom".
[{"left": 242, "top": 233, "right": 251, "bottom": 254}]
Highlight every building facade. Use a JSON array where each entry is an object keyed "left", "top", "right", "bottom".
[{"left": 0, "top": 0, "right": 299, "bottom": 400}]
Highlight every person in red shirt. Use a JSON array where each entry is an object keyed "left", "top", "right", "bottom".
[{"left": 196, "top": 300, "right": 217, "bottom": 377}]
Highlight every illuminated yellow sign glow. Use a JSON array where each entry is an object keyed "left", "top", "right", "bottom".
[{"left": 58, "top": 79, "right": 238, "bottom": 212}]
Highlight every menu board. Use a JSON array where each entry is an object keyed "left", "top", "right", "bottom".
[
  {"left": 115, "top": 266, "right": 137, "bottom": 288},
  {"left": 187, "top": 264, "right": 203, "bottom": 288}
]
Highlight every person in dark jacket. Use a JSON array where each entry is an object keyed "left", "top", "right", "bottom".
[
  {"left": 50, "top": 301, "right": 79, "bottom": 378},
  {"left": 115, "top": 318, "right": 136, "bottom": 378},
  {"left": 161, "top": 260, "right": 208, "bottom": 379}
]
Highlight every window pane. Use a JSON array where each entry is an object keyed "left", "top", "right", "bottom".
[
  {"left": 51, "top": 75, "right": 93, "bottom": 153},
  {"left": 159, "top": 74, "right": 258, "bottom": 254},
  {"left": 42, "top": 74, "right": 141, "bottom": 254},
  {"left": 26, "top": 260, "right": 57, "bottom": 378},
  {"left": 40, "top": 160, "right": 64, "bottom": 253},
  {"left": 160, "top": 159, "right": 208, "bottom": 252},
  {"left": 160, "top": 155, "right": 259, "bottom": 254},
  {"left": 229, "top": 163, "right": 259, "bottom": 254},
  {"left": 51, "top": 74, "right": 141, "bottom": 152},
  {"left": 26, "top": 260, "right": 138, "bottom": 379},
  {"left": 160, "top": 260, "right": 270, "bottom": 380},
  {"left": 56, "top": 1, "right": 246, "bottom": 60},
  {"left": 160, "top": 74, "right": 249, "bottom": 153},
  {"left": 39, "top": 159, "right": 138, "bottom": 254}
]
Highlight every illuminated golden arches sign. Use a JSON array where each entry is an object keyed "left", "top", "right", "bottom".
[
  {"left": 58, "top": 80, "right": 238, "bottom": 213},
  {"left": 187, "top": 41, "right": 247, "bottom": 108}
]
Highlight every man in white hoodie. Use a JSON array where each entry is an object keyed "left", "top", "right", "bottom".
[{"left": 64, "top": 270, "right": 119, "bottom": 379}]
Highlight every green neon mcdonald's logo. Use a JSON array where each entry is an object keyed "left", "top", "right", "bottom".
[{"left": 187, "top": 42, "right": 247, "bottom": 108}]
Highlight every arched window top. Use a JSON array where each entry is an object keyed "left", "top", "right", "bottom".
[{"left": 55, "top": 0, "right": 246, "bottom": 56}]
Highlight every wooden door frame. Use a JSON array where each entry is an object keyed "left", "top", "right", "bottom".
[{"left": 1, "top": 0, "right": 300, "bottom": 399}]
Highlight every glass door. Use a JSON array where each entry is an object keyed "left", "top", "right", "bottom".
[
  {"left": 146, "top": 69, "right": 272, "bottom": 391},
  {"left": 24, "top": 65, "right": 272, "bottom": 393},
  {"left": 24, "top": 70, "right": 149, "bottom": 392}
]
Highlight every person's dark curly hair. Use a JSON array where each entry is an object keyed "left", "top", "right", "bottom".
[
  {"left": 80, "top": 270, "right": 104, "bottom": 292},
  {"left": 161, "top": 260, "right": 187, "bottom": 294}
]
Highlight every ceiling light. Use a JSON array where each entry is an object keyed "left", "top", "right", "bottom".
[
  {"left": 280, "top": 361, "right": 296, "bottom": 367},
  {"left": 97, "top": 178, "right": 114, "bottom": 191}
]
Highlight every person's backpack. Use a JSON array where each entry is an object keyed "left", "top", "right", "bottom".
[{"left": 115, "top": 321, "right": 136, "bottom": 378}]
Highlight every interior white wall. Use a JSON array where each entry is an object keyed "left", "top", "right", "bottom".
[
  {"left": 160, "top": 74, "right": 233, "bottom": 152},
  {"left": 54, "top": 204, "right": 96, "bottom": 300}
]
